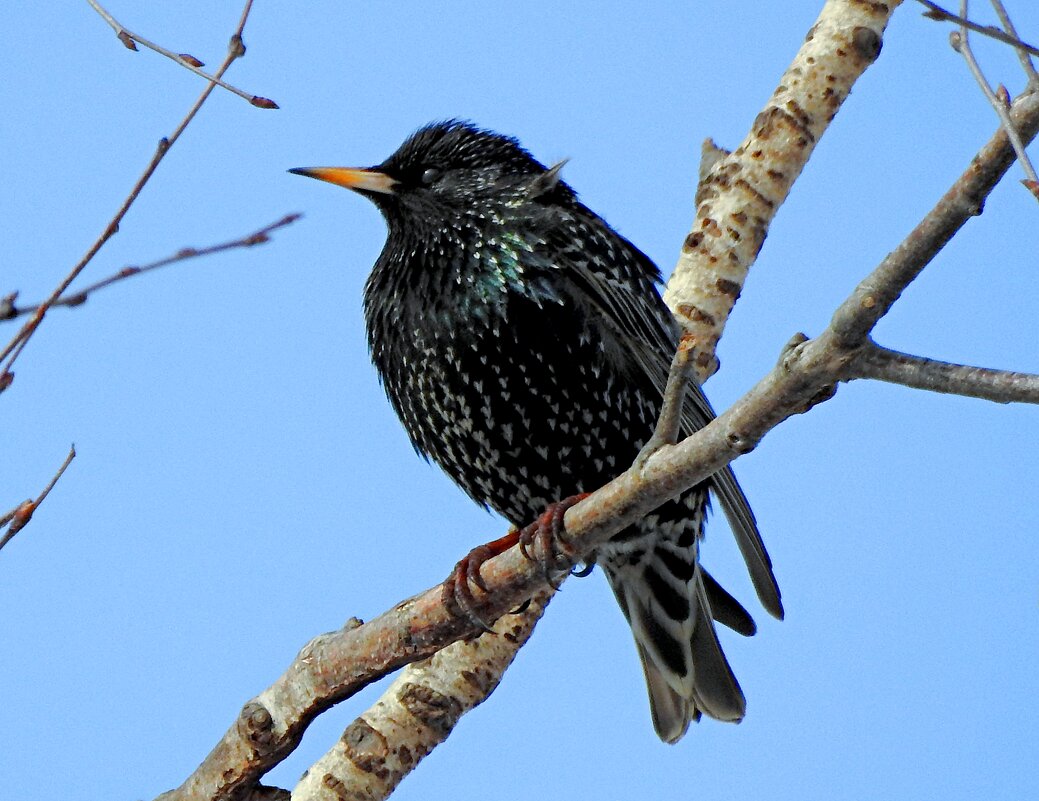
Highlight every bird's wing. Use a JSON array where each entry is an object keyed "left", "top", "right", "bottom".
[{"left": 536, "top": 205, "right": 783, "bottom": 620}]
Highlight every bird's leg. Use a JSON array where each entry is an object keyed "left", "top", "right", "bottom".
[
  {"left": 443, "top": 493, "right": 590, "bottom": 632},
  {"left": 634, "top": 330, "right": 697, "bottom": 475}
]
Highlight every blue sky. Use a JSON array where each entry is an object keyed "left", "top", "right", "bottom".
[{"left": 2, "top": 2, "right": 1037, "bottom": 799}]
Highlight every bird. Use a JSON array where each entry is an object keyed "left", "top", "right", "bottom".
[{"left": 290, "top": 120, "right": 783, "bottom": 743}]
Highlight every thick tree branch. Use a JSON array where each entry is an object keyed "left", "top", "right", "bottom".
[
  {"left": 291, "top": 592, "right": 553, "bottom": 801},
  {"left": 157, "top": 75, "right": 1039, "bottom": 801},
  {"left": 664, "top": 0, "right": 901, "bottom": 379},
  {"left": 852, "top": 342, "right": 1039, "bottom": 402}
]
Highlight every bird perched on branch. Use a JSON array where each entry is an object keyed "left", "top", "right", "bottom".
[{"left": 291, "top": 120, "right": 782, "bottom": 743}]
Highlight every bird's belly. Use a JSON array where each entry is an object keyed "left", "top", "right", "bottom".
[{"left": 384, "top": 326, "right": 660, "bottom": 526}]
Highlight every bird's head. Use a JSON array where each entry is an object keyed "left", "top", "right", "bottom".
[{"left": 290, "top": 120, "right": 572, "bottom": 228}]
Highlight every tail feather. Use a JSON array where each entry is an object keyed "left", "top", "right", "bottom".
[
  {"left": 682, "top": 383, "right": 784, "bottom": 621},
  {"left": 710, "top": 466, "right": 785, "bottom": 620},
  {"left": 602, "top": 514, "right": 748, "bottom": 742},
  {"left": 701, "top": 567, "right": 757, "bottom": 637},
  {"left": 688, "top": 571, "right": 745, "bottom": 721},
  {"left": 637, "top": 644, "right": 696, "bottom": 744}
]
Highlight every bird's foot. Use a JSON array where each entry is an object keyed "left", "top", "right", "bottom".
[
  {"left": 443, "top": 530, "right": 521, "bottom": 633},
  {"left": 442, "top": 493, "right": 590, "bottom": 632},
  {"left": 517, "top": 493, "right": 590, "bottom": 588}
]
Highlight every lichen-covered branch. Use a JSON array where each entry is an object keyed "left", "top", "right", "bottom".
[
  {"left": 664, "top": 0, "right": 902, "bottom": 378},
  {"left": 292, "top": 592, "right": 553, "bottom": 801}
]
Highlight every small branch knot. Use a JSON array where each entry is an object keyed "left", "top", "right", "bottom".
[
  {"left": 398, "top": 683, "right": 464, "bottom": 737},
  {"left": 340, "top": 719, "right": 389, "bottom": 775},
  {"left": 319, "top": 773, "right": 363, "bottom": 801},
  {"left": 0, "top": 292, "right": 18, "bottom": 320},
  {"left": 779, "top": 332, "right": 809, "bottom": 370},
  {"left": 238, "top": 701, "right": 275, "bottom": 750},
  {"left": 851, "top": 26, "right": 882, "bottom": 63},
  {"left": 801, "top": 383, "right": 839, "bottom": 413},
  {"left": 725, "top": 430, "right": 754, "bottom": 454}
]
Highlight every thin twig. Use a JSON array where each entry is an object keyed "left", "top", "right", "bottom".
[
  {"left": 990, "top": 0, "right": 1039, "bottom": 82},
  {"left": 948, "top": 3, "right": 1039, "bottom": 192},
  {"left": 0, "top": 1, "right": 259, "bottom": 391},
  {"left": 0, "top": 445, "right": 76, "bottom": 553},
  {"left": 634, "top": 330, "right": 696, "bottom": 473},
  {"left": 852, "top": 341, "right": 1039, "bottom": 402},
  {"left": 86, "top": 0, "right": 277, "bottom": 108},
  {"left": 1, "top": 214, "right": 300, "bottom": 321},
  {"left": 832, "top": 86, "right": 1039, "bottom": 346},
  {"left": 917, "top": 0, "right": 1039, "bottom": 57}
]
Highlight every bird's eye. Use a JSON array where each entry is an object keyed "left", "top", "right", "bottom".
[{"left": 420, "top": 167, "right": 441, "bottom": 185}]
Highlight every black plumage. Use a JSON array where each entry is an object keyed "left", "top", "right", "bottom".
[{"left": 291, "top": 121, "right": 782, "bottom": 743}]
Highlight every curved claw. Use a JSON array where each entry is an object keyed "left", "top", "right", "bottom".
[
  {"left": 516, "top": 493, "right": 589, "bottom": 587},
  {"left": 442, "top": 494, "right": 589, "bottom": 631},
  {"left": 443, "top": 555, "right": 497, "bottom": 633},
  {"left": 443, "top": 529, "right": 522, "bottom": 633},
  {"left": 518, "top": 534, "right": 535, "bottom": 563},
  {"left": 510, "top": 598, "right": 533, "bottom": 615}
]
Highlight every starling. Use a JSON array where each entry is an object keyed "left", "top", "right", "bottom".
[{"left": 291, "top": 121, "right": 783, "bottom": 743}]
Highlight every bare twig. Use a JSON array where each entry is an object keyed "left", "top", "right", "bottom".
[
  {"left": 949, "top": 3, "right": 1039, "bottom": 193},
  {"left": 634, "top": 330, "right": 696, "bottom": 472},
  {"left": 830, "top": 87, "right": 1039, "bottom": 345},
  {"left": 86, "top": 0, "right": 278, "bottom": 108},
  {"left": 852, "top": 342, "right": 1039, "bottom": 402},
  {"left": 1, "top": 214, "right": 300, "bottom": 322},
  {"left": 0, "top": 445, "right": 76, "bottom": 553},
  {"left": 990, "top": 0, "right": 1039, "bottom": 81},
  {"left": 917, "top": 0, "right": 1039, "bottom": 57},
  {"left": 155, "top": 82, "right": 1039, "bottom": 801},
  {"left": 0, "top": 1, "right": 261, "bottom": 391}
]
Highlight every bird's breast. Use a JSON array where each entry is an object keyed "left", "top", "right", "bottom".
[{"left": 365, "top": 283, "right": 660, "bottom": 525}]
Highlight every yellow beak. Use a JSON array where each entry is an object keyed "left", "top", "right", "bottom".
[{"left": 288, "top": 166, "right": 397, "bottom": 195}]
